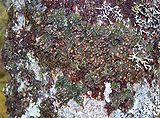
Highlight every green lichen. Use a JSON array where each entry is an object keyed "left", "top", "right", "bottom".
[
  {"left": 110, "top": 86, "right": 134, "bottom": 112},
  {"left": 55, "top": 75, "right": 87, "bottom": 107}
]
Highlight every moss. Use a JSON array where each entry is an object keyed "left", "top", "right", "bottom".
[
  {"left": 0, "top": 3, "right": 8, "bottom": 27},
  {"left": 0, "top": 2, "right": 8, "bottom": 48},
  {"left": 0, "top": 2, "right": 8, "bottom": 118},
  {"left": 0, "top": 0, "right": 8, "bottom": 84},
  {"left": 0, "top": 92, "right": 7, "bottom": 118}
]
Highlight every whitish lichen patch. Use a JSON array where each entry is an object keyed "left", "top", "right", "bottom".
[{"left": 27, "top": 52, "right": 42, "bottom": 81}]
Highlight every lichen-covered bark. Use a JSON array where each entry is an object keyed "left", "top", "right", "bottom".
[{"left": 2, "top": 0, "right": 160, "bottom": 118}]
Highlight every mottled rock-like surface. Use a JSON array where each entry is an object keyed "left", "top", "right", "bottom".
[{"left": 2, "top": 0, "right": 160, "bottom": 118}]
